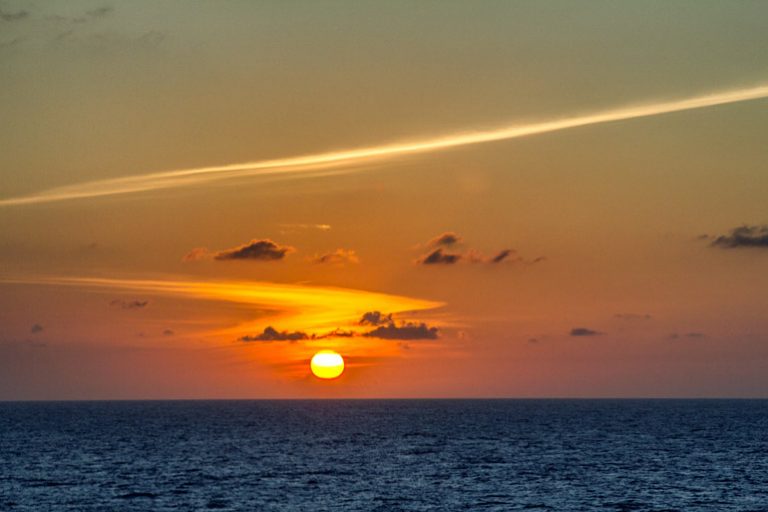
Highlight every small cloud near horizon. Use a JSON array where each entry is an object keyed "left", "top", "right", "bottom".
[
  {"left": 427, "top": 232, "right": 463, "bottom": 248},
  {"left": 416, "top": 232, "right": 543, "bottom": 266},
  {"left": 570, "top": 327, "right": 603, "bottom": 337},
  {"left": 240, "top": 326, "right": 309, "bottom": 343},
  {"left": 418, "top": 248, "right": 462, "bottom": 265},
  {"left": 709, "top": 225, "right": 768, "bottom": 249},
  {"left": 359, "top": 311, "right": 393, "bottom": 326},
  {"left": 311, "top": 248, "right": 359, "bottom": 265},
  {"left": 363, "top": 322, "right": 439, "bottom": 340},
  {"left": 668, "top": 332, "right": 706, "bottom": 340},
  {"left": 110, "top": 299, "right": 149, "bottom": 310},
  {"left": 185, "top": 239, "right": 295, "bottom": 262}
]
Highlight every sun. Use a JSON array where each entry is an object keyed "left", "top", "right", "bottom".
[{"left": 310, "top": 350, "right": 345, "bottom": 379}]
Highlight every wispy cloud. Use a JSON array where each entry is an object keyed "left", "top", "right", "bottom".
[
  {"left": 279, "top": 223, "right": 331, "bottom": 232},
  {"left": 3, "top": 84, "right": 768, "bottom": 207},
  {"left": 0, "top": 276, "right": 443, "bottom": 335}
]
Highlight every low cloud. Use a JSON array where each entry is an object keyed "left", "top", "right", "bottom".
[
  {"left": 240, "top": 326, "right": 308, "bottom": 343},
  {"left": 363, "top": 322, "right": 439, "bottom": 340},
  {"left": 418, "top": 248, "right": 462, "bottom": 265},
  {"left": 182, "top": 247, "right": 210, "bottom": 262},
  {"left": 110, "top": 299, "right": 149, "bottom": 310},
  {"left": 311, "top": 248, "right": 360, "bottom": 265},
  {"left": 427, "top": 232, "right": 462, "bottom": 248},
  {"left": 0, "top": 7, "right": 29, "bottom": 22},
  {"left": 710, "top": 225, "right": 768, "bottom": 249},
  {"left": 417, "top": 232, "right": 543, "bottom": 266},
  {"left": 490, "top": 249, "right": 514, "bottom": 264},
  {"left": 487, "top": 251, "right": 546, "bottom": 265},
  {"left": 359, "top": 311, "right": 393, "bottom": 326},
  {"left": 213, "top": 239, "right": 295, "bottom": 261},
  {"left": 313, "top": 328, "right": 356, "bottom": 339},
  {"left": 570, "top": 327, "right": 603, "bottom": 337}
]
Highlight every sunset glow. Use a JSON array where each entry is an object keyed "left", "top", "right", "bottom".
[{"left": 2, "top": 1, "right": 768, "bottom": 401}]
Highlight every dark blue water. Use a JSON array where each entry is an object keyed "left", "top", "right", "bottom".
[{"left": 1, "top": 400, "right": 767, "bottom": 511}]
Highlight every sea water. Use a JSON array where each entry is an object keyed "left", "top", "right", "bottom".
[{"left": 1, "top": 400, "right": 767, "bottom": 511}]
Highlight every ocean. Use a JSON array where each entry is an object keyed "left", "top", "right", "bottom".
[{"left": 1, "top": 400, "right": 767, "bottom": 511}]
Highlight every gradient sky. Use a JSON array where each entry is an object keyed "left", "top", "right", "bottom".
[{"left": 1, "top": 1, "right": 768, "bottom": 399}]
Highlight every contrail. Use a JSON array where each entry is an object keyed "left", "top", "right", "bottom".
[{"left": 3, "top": 84, "right": 768, "bottom": 207}]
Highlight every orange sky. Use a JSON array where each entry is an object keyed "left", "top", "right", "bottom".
[{"left": 1, "top": 1, "right": 768, "bottom": 399}]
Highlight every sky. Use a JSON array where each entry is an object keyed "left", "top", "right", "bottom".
[{"left": 1, "top": 1, "right": 767, "bottom": 399}]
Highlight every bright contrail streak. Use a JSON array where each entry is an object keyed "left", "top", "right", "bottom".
[{"left": 3, "top": 84, "right": 768, "bottom": 207}]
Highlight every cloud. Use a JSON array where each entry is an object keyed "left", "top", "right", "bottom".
[
  {"left": 6, "top": 84, "right": 768, "bottom": 207},
  {"left": 182, "top": 247, "right": 209, "bottom": 262},
  {"left": 30, "top": 323, "right": 44, "bottom": 334},
  {"left": 490, "top": 249, "right": 514, "bottom": 264},
  {"left": 279, "top": 223, "right": 331, "bottom": 232},
  {"left": 710, "top": 225, "right": 768, "bottom": 249},
  {"left": 570, "top": 327, "right": 603, "bottom": 337},
  {"left": 0, "top": 7, "right": 29, "bottom": 22},
  {"left": 417, "top": 233, "right": 543, "bottom": 266},
  {"left": 85, "top": 6, "right": 113, "bottom": 19},
  {"left": 427, "top": 232, "right": 462, "bottom": 248},
  {"left": 238, "top": 315, "right": 440, "bottom": 342},
  {"left": 0, "top": 36, "right": 23, "bottom": 48},
  {"left": 213, "top": 239, "right": 294, "bottom": 261},
  {"left": 311, "top": 248, "right": 360, "bottom": 265},
  {"left": 359, "top": 311, "right": 393, "bottom": 326},
  {"left": 418, "top": 248, "right": 462, "bottom": 265},
  {"left": 4, "top": 276, "right": 443, "bottom": 339},
  {"left": 359, "top": 311, "right": 440, "bottom": 339},
  {"left": 363, "top": 322, "right": 439, "bottom": 340},
  {"left": 46, "top": 5, "right": 113, "bottom": 24},
  {"left": 615, "top": 313, "right": 651, "bottom": 320},
  {"left": 110, "top": 299, "right": 149, "bottom": 310},
  {"left": 313, "top": 328, "right": 356, "bottom": 339},
  {"left": 668, "top": 332, "right": 706, "bottom": 340},
  {"left": 240, "top": 326, "right": 309, "bottom": 343}
]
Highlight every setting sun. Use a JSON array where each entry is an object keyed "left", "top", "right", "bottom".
[{"left": 310, "top": 350, "right": 345, "bottom": 380}]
